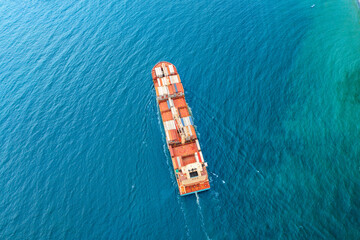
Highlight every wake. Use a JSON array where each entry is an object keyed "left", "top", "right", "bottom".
[{"left": 195, "top": 193, "right": 211, "bottom": 240}]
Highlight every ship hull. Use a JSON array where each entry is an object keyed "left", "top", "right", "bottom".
[{"left": 151, "top": 62, "right": 210, "bottom": 196}]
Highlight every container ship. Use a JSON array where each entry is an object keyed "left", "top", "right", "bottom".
[{"left": 151, "top": 62, "right": 210, "bottom": 196}]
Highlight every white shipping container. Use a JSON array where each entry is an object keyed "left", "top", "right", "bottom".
[
  {"left": 158, "top": 86, "right": 164, "bottom": 96},
  {"left": 157, "top": 78, "right": 161, "bottom": 86},
  {"left": 170, "top": 75, "right": 179, "bottom": 84},
  {"left": 163, "top": 66, "right": 169, "bottom": 76},
  {"left": 177, "top": 157, "right": 182, "bottom": 167},
  {"left": 194, "top": 153, "right": 200, "bottom": 163},
  {"left": 169, "top": 65, "right": 175, "bottom": 74},
  {"left": 181, "top": 117, "right": 192, "bottom": 126},
  {"left": 164, "top": 120, "right": 176, "bottom": 130},
  {"left": 161, "top": 77, "right": 167, "bottom": 86},
  {"left": 155, "top": 67, "right": 163, "bottom": 77},
  {"left": 158, "top": 86, "right": 169, "bottom": 96},
  {"left": 162, "top": 77, "right": 170, "bottom": 86},
  {"left": 171, "top": 107, "right": 177, "bottom": 116},
  {"left": 157, "top": 86, "right": 162, "bottom": 96},
  {"left": 170, "top": 120, "right": 176, "bottom": 129},
  {"left": 169, "top": 98, "right": 174, "bottom": 108},
  {"left": 196, "top": 140, "right": 201, "bottom": 150},
  {"left": 185, "top": 117, "right": 191, "bottom": 126},
  {"left": 187, "top": 126, "right": 193, "bottom": 136}
]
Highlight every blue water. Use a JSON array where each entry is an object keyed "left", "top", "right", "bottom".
[{"left": 1, "top": 0, "right": 360, "bottom": 239}]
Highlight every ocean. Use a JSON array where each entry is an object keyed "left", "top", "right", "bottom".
[{"left": 1, "top": 0, "right": 360, "bottom": 239}]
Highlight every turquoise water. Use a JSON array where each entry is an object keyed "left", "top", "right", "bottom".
[{"left": 1, "top": 0, "right": 360, "bottom": 239}]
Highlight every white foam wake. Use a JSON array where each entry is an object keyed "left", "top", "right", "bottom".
[{"left": 195, "top": 193, "right": 211, "bottom": 240}]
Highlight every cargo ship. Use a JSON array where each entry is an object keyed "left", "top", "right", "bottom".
[{"left": 151, "top": 62, "right": 210, "bottom": 196}]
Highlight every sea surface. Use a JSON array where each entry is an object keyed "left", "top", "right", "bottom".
[{"left": 1, "top": 0, "right": 360, "bottom": 239}]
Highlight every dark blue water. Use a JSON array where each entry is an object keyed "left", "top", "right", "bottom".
[{"left": 1, "top": 0, "right": 360, "bottom": 239}]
